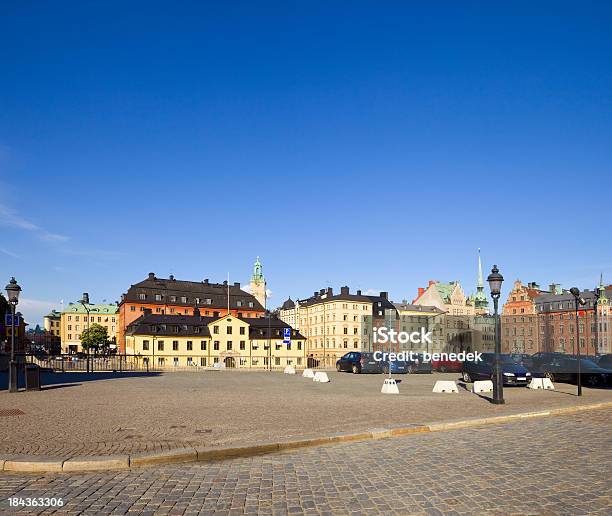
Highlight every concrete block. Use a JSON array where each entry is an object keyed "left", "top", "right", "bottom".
[
  {"left": 369, "top": 428, "right": 392, "bottom": 439},
  {"left": 4, "top": 456, "right": 65, "bottom": 473},
  {"left": 528, "top": 377, "right": 555, "bottom": 390},
  {"left": 284, "top": 365, "right": 296, "bottom": 374},
  {"left": 472, "top": 380, "right": 493, "bottom": 393},
  {"left": 302, "top": 368, "right": 315, "bottom": 378},
  {"left": 313, "top": 371, "right": 330, "bottom": 383},
  {"left": 432, "top": 380, "right": 458, "bottom": 393},
  {"left": 130, "top": 448, "right": 197, "bottom": 468},
  {"left": 381, "top": 378, "right": 399, "bottom": 394},
  {"left": 63, "top": 455, "right": 129, "bottom": 472}
]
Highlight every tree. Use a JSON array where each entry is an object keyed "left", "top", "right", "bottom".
[
  {"left": 0, "top": 293, "right": 9, "bottom": 317},
  {"left": 80, "top": 323, "right": 109, "bottom": 352}
]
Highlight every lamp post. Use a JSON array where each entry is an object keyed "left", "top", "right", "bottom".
[
  {"left": 569, "top": 287, "right": 587, "bottom": 397},
  {"left": 487, "top": 265, "right": 504, "bottom": 405},
  {"left": 593, "top": 284, "right": 602, "bottom": 357},
  {"left": 80, "top": 293, "right": 91, "bottom": 373},
  {"left": 5, "top": 277, "right": 22, "bottom": 393}
]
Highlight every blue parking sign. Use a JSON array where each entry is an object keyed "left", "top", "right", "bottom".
[{"left": 283, "top": 327, "right": 291, "bottom": 344}]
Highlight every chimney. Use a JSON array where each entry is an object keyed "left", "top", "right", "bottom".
[
  {"left": 234, "top": 282, "right": 240, "bottom": 288},
  {"left": 428, "top": 280, "right": 435, "bottom": 286},
  {"left": 418, "top": 287, "right": 425, "bottom": 297},
  {"left": 380, "top": 291, "right": 388, "bottom": 300},
  {"left": 357, "top": 290, "right": 362, "bottom": 296},
  {"left": 319, "top": 288, "right": 325, "bottom": 295},
  {"left": 340, "top": 286, "right": 349, "bottom": 295},
  {"left": 223, "top": 280, "right": 228, "bottom": 286},
  {"left": 148, "top": 272, "right": 155, "bottom": 280},
  {"left": 203, "top": 279, "right": 209, "bottom": 284},
  {"left": 314, "top": 291, "right": 319, "bottom": 298},
  {"left": 327, "top": 287, "right": 333, "bottom": 296}
]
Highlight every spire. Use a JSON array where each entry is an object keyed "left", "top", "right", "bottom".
[
  {"left": 599, "top": 273, "right": 608, "bottom": 304},
  {"left": 477, "top": 248, "right": 484, "bottom": 288},
  {"left": 251, "top": 256, "right": 264, "bottom": 283}
]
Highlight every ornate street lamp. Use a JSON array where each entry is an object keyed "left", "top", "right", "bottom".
[
  {"left": 5, "top": 277, "right": 22, "bottom": 393},
  {"left": 487, "top": 265, "right": 504, "bottom": 404},
  {"left": 569, "top": 287, "right": 587, "bottom": 397},
  {"left": 593, "top": 281, "right": 602, "bottom": 356},
  {"left": 80, "top": 292, "right": 92, "bottom": 373}
]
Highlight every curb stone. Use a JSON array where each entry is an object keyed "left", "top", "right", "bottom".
[{"left": 2, "top": 400, "right": 611, "bottom": 474}]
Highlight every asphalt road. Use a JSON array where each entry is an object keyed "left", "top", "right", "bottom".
[{"left": 1, "top": 408, "right": 610, "bottom": 515}]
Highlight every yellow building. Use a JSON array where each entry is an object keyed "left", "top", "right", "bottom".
[
  {"left": 61, "top": 302, "right": 119, "bottom": 353},
  {"left": 125, "top": 310, "right": 306, "bottom": 369},
  {"left": 295, "top": 287, "right": 396, "bottom": 367},
  {"left": 44, "top": 310, "right": 61, "bottom": 337}
]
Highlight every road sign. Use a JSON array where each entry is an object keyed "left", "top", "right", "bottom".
[
  {"left": 283, "top": 327, "right": 291, "bottom": 344},
  {"left": 5, "top": 314, "right": 21, "bottom": 327}
]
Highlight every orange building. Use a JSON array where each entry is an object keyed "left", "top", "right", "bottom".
[
  {"left": 118, "top": 273, "right": 265, "bottom": 353},
  {"left": 501, "top": 280, "right": 548, "bottom": 353}
]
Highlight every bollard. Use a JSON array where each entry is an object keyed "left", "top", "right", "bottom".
[
  {"left": 313, "top": 371, "right": 330, "bottom": 383},
  {"left": 381, "top": 378, "right": 399, "bottom": 394},
  {"left": 432, "top": 380, "right": 458, "bottom": 393},
  {"left": 302, "top": 368, "right": 315, "bottom": 378},
  {"left": 527, "top": 377, "right": 554, "bottom": 390},
  {"left": 284, "top": 365, "right": 296, "bottom": 375},
  {"left": 472, "top": 380, "right": 494, "bottom": 393}
]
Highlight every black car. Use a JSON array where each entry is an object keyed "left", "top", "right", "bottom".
[
  {"left": 336, "top": 352, "right": 383, "bottom": 374},
  {"left": 406, "top": 353, "right": 433, "bottom": 374},
  {"left": 462, "top": 353, "right": 532, "bottom": 386},
  {"left": 522, "top": 352, "right": 565, "bottom": 371},
  {"left": 597, "top": 354, "right": 612, "bottom": 369},
  {"left": 531, "top": 356, "right": 611, "bottom": 387}
]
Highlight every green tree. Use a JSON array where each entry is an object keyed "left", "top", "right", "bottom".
[
  {"left": 80, "top": 323, "right": 109, "bottom": 352},
  {"left": 0, "top": 293, "right": 9, "bottom": 317}
]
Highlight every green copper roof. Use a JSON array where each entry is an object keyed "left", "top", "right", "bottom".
[
  {"left": 435, "top": 282, "right": 455, "bottom": 303},
  {"left": 62, "top": 302, "right": 118, "bottom": 315},
  {"left": 251, "top": 256, "right": 264, "bottom": 283}
]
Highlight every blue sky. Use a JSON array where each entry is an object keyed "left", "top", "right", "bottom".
[{"left": 1, "top": 1, "right": 611, "bottom": 325}]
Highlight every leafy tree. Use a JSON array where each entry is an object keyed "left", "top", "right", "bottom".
[
  {"left": 80, "top": 323, "right": 109, "bottom": 352},
  {"left": 0, "top": 293, "right": 9, "bottom": 317}
]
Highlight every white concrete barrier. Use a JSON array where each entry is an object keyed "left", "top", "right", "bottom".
[
  {"left": 313, "top": 371, "right": 330, "bottom": 383},
  {"left": 528, "top": 377, "right": 555, "bottom": 390},
  {"left": 302, "top": 368, "right": 315, "bottom": 378},
  {"left": 432, "top": 380, "right": 458, "bottom": 393},
  {"left": 472, "top": 380, "right": 493, "bottom": 393},
  {"left": 213, "top": 362, "right": 225, "bottom": 369},
  {"left": 381, "top": 378, "right": 399, "bottom": 394},
  {"left": 284, "top": 366, "right": 296, "bottom": 375}
]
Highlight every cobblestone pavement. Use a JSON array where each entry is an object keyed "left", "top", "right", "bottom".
[
  {"left": 1, "top": 371, "right": 610, "bottom": 457},
  {"left": 0, "top": 408, "right": 610, "bottom": 515}
]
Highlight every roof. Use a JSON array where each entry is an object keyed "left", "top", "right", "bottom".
[
  {"left": 120, "top": 273, "right": 265, "bottom": 312},
  {"left": 62, "top": 303, "right": 118, "bottom": 315},
  {"left": 435, "top": 282, "right": 457, "bottom": 303},
  {"left": 126, "top": 313, "right": 305, "bottom": 340},
  {"left": 45, "top": 310, "right": 62, "bottom": 319},
  {"left": 393, "top": 302, "right": 444, "bottom": 314},
  {"left": 281, "top": 297, "right": 295, "bottom": 310}
]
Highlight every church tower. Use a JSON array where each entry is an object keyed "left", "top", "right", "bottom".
[
  {"left": 249, "top": 257, "right": 267, "bottom": 309},
  {"left": 474, "top": 248, "right": 490, "bottom": 315}
]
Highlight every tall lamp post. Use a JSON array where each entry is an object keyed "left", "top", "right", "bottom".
[
  {"left": 487, "top": 265, "right": 504, "bottom": 405},
  {"left": 569, "top": 287, "right": 586, "bottom": 397},
  {"left": 593, "top": 282, "right": 602, "bottom": 357},
  {"left": 80, "top": 293, "right": 91, "bottom": 373},
  {"left": 5, "top": 277, "right": 22, "bottom": 393}
]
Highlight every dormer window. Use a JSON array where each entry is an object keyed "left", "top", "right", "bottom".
[
  {"left": 248, "top": 301, "right": 254, "bottom": 307},
  {"left": 181, "top": 296, "right": 187, "bottom": 303},
  {"left": 170, "top": 296, "right": 176, "bottom": 303},
  {"left": 237, "top": 300, "right": 243, "bottom": 307},
  {"left": 155, "top": 294, "right": 162, "bottom": 301},
  {"left": 139, "top": 293, "right": 146, "bottom": 300}
]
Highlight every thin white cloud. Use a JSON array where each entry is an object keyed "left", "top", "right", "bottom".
[
  {"left": 0, "top": 247, "right": 19, "bottom": 259},
  {"left": 0, "top": 203, "right": 70, "bottom": 242},
  {"left": 17, "top": 298, "right": 61, "bottom": 326}
]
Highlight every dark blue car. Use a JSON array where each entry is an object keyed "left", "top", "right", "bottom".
[
  {"left": 380, "top": 359, "right": 409, "bottom": 375},
  {"left": 462, "top": 353, "right": 532, "bottom": 386},
  {"left": 336, "top": 352, "right": 383, "bottom": 374}
]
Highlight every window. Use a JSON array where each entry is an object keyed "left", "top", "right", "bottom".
[
  {"left": 173, "top": 357, "right": 179, "bottom": 366},
  {"left": 143, "top": 340, "right": 149, "bottom": 351},
  {"left": 170, "top": 296, "right": 176, "bottom": 303},
  {"left": 158, "top": 341, "right": 164, "bottom": 351},
  {"left": 214, "top": 341, "right": 220, "bottom": 350},
  {"left": 200, "top": 341, "right": 207, "bottom": 350},
  {"left": 275, "top": 357, "right": 281, "bottom": 366},
  {"left": 227, "top": 326, "right": 232, "bottom": 334},
  {"left": 200, "top": 357, "right": 207, "bottom": 366},
  {"left": 158, "top": 358, "right": 165, "bottom": 366},
  {"left": 240, "top": 327, "right": 245, "bottom": 335},
  {"left": 181, "top": 296, "right": 187, "bottom": 303},
  {"left": 155, "top": 294, "right": 162, "bottom": 301},
  {"left": 237, "top": 300, "right": 243, "bottom": 307},
  {"left": 187, "top": 340, "right": 193, "bottom": 351},
  {"left": 213, "top": 326, "right": 219, "bottom": 334},
  {"left": 297, "top": 341, "right": 302, "bottom": 350},
  {"left": 240, "top": 341, "right": 246, "bottom": 350},
  {"left": 139, "top": 293, "right": 146, "bottom": 300},
  {"left": 227, "top": 341, "right": 232, "bottom": 350}
]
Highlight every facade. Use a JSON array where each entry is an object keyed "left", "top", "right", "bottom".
[
  {"left": 393, "top": 302, "right": 445, "bottom": 353},
  {"left": 279, "top": 297, "right": 301, "bottom": 330},
  {"left": 296, "top": 287, "right": 397, "bottom": 367},
  {"left": 125, "top": 311, "right": 305, "bottom": 369},
  {"left": 118, "top": 272, "right": 265, "bottom": 353},
  {"left": 413, "top": 280, "right": 476, "bottom": 316},
  {"left": 501, "top": 280, "right": 549, "bottom": 353},
  {"left": 534, "top": 282, "right": 612, "bottom": 355},
  {"left": 44, "top": 310, "right": 61, "bottom": 337},
  {"left": 60, "top": 302, "right": 119, "bottom": 354}
]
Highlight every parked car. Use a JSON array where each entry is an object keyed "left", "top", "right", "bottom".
[
  {"left": 406, "top": 353, "right": 433, "bottom": 374},
  {"left": 596, "top": 354, "right": 612, "bottom": 369},
  {"left": 336, "top": 352, "right": 383, "bottom": 374},
  {"left": 462, "top": 353, "right": 532, "bottom": 386},
  {"left": 531, "top": 356, "right": 611, "bottom": 387},
  {"left": 431, "top": 357, "right": 462, "bottom": 373},
  {"left": 522, "top": 352, "right": 566, "bottom": 372},
  {"left": 380, "top": 359, "right": 409, "bottom": 375}
]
